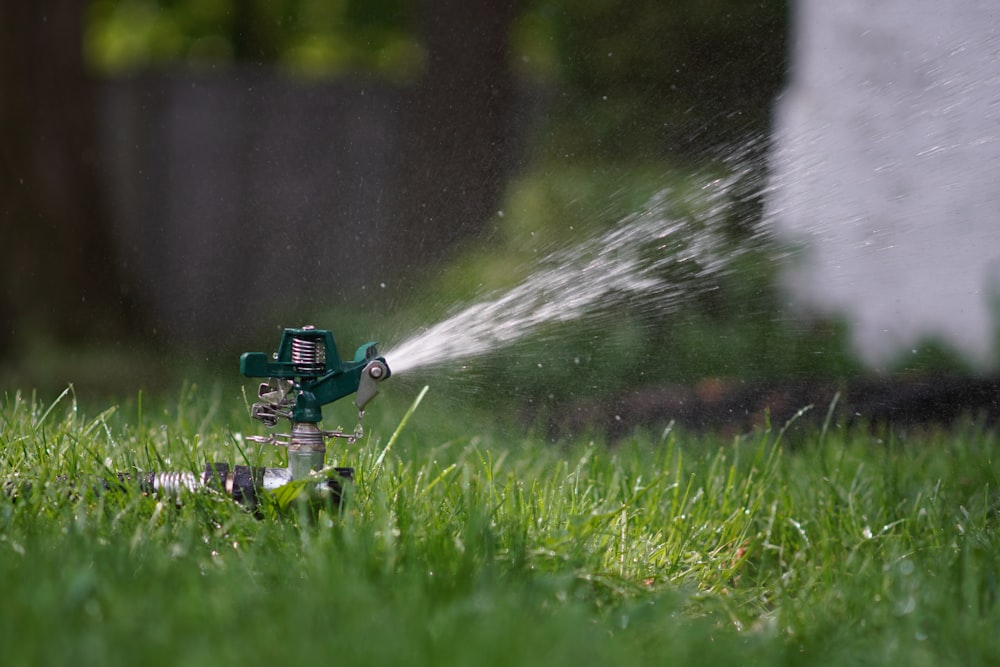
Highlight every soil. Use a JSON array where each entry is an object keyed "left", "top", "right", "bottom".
[{"left": 550, "top": 375, "right": 1000, "bottom": 440}]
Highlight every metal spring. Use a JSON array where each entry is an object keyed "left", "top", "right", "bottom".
[
  {"left": 291, "top": 335, "right": 325, "bottom": 374},
  {"left": 291, "top": 424, "right": 325, "bottom": 448},
  {"left": 152, "top": 471, "right": 201, "bottom": 494}
]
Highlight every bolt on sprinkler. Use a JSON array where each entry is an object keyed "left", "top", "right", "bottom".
[{"left": 9, "top": 326, "right": 391, "bottom": 513}]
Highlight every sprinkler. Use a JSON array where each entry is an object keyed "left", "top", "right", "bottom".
[
  {"left": 9, "top": 326, "right": 391, "bottom": 512},
  {"left": 155, "top": 325, "right": 391, "bottom": 509}
]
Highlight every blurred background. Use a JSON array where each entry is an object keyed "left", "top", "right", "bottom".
[{"left": 2, "top": 0, "right": 998, "bottom": 430}]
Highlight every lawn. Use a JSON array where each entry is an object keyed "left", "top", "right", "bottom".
[{"left": 1, "top": 384, "right": 999, "bottom": 666}]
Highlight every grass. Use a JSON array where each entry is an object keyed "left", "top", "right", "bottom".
[{"left": 2, "top": 384, "right": 1000, "bottom": 666}]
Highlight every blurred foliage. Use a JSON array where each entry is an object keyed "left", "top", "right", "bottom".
[
  {"left": 536, "top": 0, "right": 788, "bottom": 159},
  {"left": 85, "top": 0, "right": 422, "bottom": 80},
  {"left": 85, "top": 0, "right": 786, "bottom": 154}
]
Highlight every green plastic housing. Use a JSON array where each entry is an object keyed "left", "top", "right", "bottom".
[{"left": 240, "top": 327, "right": 384, "bottom": 423}]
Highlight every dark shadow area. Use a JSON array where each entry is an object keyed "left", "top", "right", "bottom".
[{"left": 547, "top": 375, "right": 1000, "bottom": 440}]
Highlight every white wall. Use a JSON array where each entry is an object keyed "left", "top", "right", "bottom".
[{"left": 768, "top": 0, "right": 1000, "bottom": 368}]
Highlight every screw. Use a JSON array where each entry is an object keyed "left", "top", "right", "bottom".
[{"left": 368, "top": 363, "right": 385, "bottom": 380}]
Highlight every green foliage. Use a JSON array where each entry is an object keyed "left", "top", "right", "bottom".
[
  {"left": 83, "top": 0, "right": 788, "bottom": 150},
  {"left": 85, "top": 0, "right": 420, "bottom": 79},
  {"left": 535, "top": 0, "right": 788, "bottom": 159},
  {"left": 3, "top": 386, "right": 1000, "bottom": 665}
]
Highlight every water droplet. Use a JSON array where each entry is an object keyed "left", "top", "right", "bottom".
[{"left": 894, "top": 595, "right": 916, "bottom": 616}]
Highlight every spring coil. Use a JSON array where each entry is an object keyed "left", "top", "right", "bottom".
[
  {"left": 291, "top": 335, "right": 325, "bottom": 374},
  {"left": 291, "top": 423, "right": 325, "bottom": 448},
  {"left": 152, "top": 471, "right": 201, "bottom": 494}
]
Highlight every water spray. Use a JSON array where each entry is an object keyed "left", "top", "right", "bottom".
[
  {"left": 385, "top": 165, "right": 768, "bottom": 376},
  {"left": 11, "top": 326, "right": 391, "bottom": 512}
]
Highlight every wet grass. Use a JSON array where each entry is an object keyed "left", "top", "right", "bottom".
[{"left": 2, "top": 385, "right": 1000, "bottom": 666}]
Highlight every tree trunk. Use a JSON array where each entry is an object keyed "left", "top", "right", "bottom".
[{"left": 0, "top": 0, "right": 137, "bottom": 354}]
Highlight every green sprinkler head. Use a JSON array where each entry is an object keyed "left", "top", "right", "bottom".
[
  {"left": 239, "top": 325, "right": 391, "bottom": 480},
  {"left": 241, "top": 325, "right": 390, "bottom": 424}
]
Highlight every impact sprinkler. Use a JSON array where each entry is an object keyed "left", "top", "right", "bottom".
[
  {"left": 148, "top": 326, "right": 389, "bottom": 509},
  {"left": 9, "top": 326, "right": 391, "bottom": 513},
  {"left": 228, "top": 325, "right": 391, "bottom": 505},
  {"left": 142, "top": 326, "right": 388, "bottom": 509}
]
